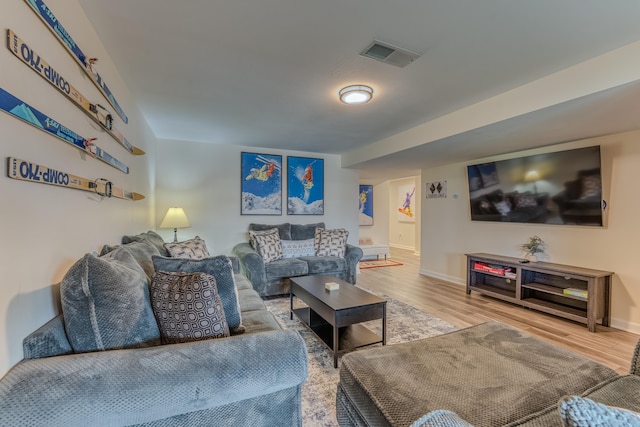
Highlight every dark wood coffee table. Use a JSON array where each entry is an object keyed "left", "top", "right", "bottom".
[{"left": 290, "top": 275, "right": 386, "bottom": 368}]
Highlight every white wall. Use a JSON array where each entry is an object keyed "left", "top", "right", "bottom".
[
  {"left": 420, "top": 131, "right": 640, "bottom": 333},
  {"left": 155, "top": 139, "right": 360, "bottom": 254},
  {"left": 0, "top": 0, "right": 157, "bottom": 375}
]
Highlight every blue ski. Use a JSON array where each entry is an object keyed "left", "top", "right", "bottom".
[
  {"left": 24, "top": 0, "right": 129, "bottom": 124},
  {"left": 0, "top": 88, "right": 129, "bottom": 174}
]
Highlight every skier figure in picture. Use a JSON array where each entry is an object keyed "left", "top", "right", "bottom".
[
  {"left": 302, "top": 164, "right": 313, "bottom": 190},
  {"left": 399, "top": 187, "right": 415, "bottom": 217},
  {"left": 359, "top": 188, "right": 371, "bottom": 213},
  {"left": 245, "top": 162, "right": 276, "bottom": 181}
]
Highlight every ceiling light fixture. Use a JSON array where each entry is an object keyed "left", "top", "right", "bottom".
[{"left": 339, "top": 85, "right": 373, "bottom": 104}]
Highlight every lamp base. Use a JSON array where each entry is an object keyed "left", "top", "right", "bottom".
[{"left": 173, "top": 228, "right": 178, "bottom": 243}]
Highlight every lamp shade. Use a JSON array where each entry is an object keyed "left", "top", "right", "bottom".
[
  {"left": 524, "top": 170, "right": 540, "bottom": 182},
  {"left": 160, "top": 207, "right": 191, "bottom": 229}
]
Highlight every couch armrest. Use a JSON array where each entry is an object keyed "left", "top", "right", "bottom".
[
  {"left": 233, "top": 243, "right": 267, "bottom": 290},
  {"left": 0, "top": 330, "right": 307, "bottom": 426},
  {"left": 344, "top": 244, "right": 364, "bottom": 284},
  {"left": 23, "top": 314, "right": 72, "bottom": 359},
  {"left": 631, "top": 338, "right": 640, "bottom": 376}
]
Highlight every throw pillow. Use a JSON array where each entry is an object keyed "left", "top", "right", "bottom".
[
  {"left": 514, "top": 192, "right": 538, "bottom": 208},
  {"left": 150, "top": 271, "right": 229, "bottom": 344},
  {"left": 580, "top": 175, "right": 601, "bottom": 199},
  {"left": 558, "top": 396, "right": 640, "bottom": 427},
  {"left": 122, "top": 230, "right": 168, "bottom": 256},
  {"left": 281, "top": 238, "right": 316, "bottom": 258},
  {"left": 152, "top": 255, "right": 244, "bottom": 333},
  {"left": 493, "top": 200, "right": 511, "bottom": 215},
  {"left": 99, "top": 240, "right": 161, "bottom": 284},
  {"left": 316, "top": 228, "right": 349, "bottom": 257},
  {"left": 164, "top": 236, "right": 210, "bottom": 259},
  {"left": 249, "top": 228, "right": 283, "bottom": 263},
  {"left": 61, "top": 248, "right": 161, "bottom": 353}
]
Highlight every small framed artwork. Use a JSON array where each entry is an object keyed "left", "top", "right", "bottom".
[
  {"left": 240, "top": 152, "right": 282, "bottom": 215},
  {"left": 359, "top": 185, "right": 373, "bottom": 225},
  {"left": 397, "top": 184, "right": 415, "bottom": 222},
  {"left": 287, "top": 156, "right": 324, "bottom": 215}
]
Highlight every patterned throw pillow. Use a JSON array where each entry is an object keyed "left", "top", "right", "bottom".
[
  {"left": 580, "top": 175, "right": 601, "bottom": 199},
  {"left": 493, "top": 200, "right": 511, "bottom": 215},
  {"left": 281, "top": 239, "right": 316, "bottom": 258},
  {"left": 514, "top": 192, "right": 538, "bottom": 208},
  {"left": 164, "top": 236, "right": 210, "bottom": 259},
  {"left": 150, "top": 271, "right": 229, "bottom": 344},
  {"left": 316, "top": 228, "right": 349, "bottom": 257},
  {"left": 558, "top": 396, "right": 640, "bottom": 427},
  {"left": 249, "top": 228, "right": 282, "bottom": 263}
]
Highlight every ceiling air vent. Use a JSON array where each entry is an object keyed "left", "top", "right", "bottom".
[{"left": 360, "top": 40, "right": 421, "bottom": 68}]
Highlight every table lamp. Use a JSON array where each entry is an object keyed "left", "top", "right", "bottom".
[{"left": 160, "top": 207, "right": 191, "bottom": 242}]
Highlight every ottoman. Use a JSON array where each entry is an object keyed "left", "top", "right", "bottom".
[{"left": 336, "top": 322, "right": 619, "bottom": 426}]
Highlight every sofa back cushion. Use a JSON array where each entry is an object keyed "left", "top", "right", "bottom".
[
  {"left": 249, "top": 223, "right": 291, "bottom": 240},
  {"left": 291, "top": 222, "right": 325, "bottom": 240},
  {"left": 150, "top": 271, "right": 229, "bottom": 344},
  {"left": 152, "top": 255, "right": 243, "bottom": 333},
  {"left": 99, "top": 240, "right": 161, "bottom": 284},
  {"left": 61, "top": 248, "right": 161, "bottom": 353},
  {"left": 122, "top": 230, "right": 169, "bottom": 256}
]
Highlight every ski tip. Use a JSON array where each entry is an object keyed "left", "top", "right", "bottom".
[
  {"left": 131, "top": 193, "right": 145, "bottom": 201},
  {"left": 132, "top": 147, "right": 145, "bottom": 156}
]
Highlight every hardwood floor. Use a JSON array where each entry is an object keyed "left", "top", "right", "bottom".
[{"left": 358, "top": 248, "right": 639, "bottom": 374}]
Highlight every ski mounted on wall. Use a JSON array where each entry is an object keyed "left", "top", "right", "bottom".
[
  {"left": 23, "top": 0, "right": 129, "bottom": 124},
  {"left": 7, "top": 157, "right": 145, "bottom": 201},
  {"left": 0, "top": 88, "right": 129, "bottom": 174},
  {"left": 6, "top": 30, "right": 145, "bottom": 156}
]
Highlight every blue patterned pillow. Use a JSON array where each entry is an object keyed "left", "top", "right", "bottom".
[
  {"left": 559, "top": 396, "right": 640, "bottom": 427},
  {"left": 281, "top": 239, "right": 316, "bottom": 258},
  {"left": 152, "top": 255, "right": 243, "bottom": 333}
]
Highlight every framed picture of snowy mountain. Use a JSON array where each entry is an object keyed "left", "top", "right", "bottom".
[
  {"left": 287, "top": 156, "right": 324, "bottom": 215},
  {"left": 241, "top": 152, "right": 282, "bottom": 215}
]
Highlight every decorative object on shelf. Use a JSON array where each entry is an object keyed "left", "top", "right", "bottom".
[
  {"left": 160, "top": 207, "right": 191, "bottom": 242},
  {"left": 520, "top": 235, "right": 545, "bottom": 262},
  {"left": 287, "top": 156, "right": 324, "bottom": 215},
  {"left": 7, "top": 157, "right": 144, "bottom": 201},
  {"left": 359, "top": 184, "right": 373, "bottom": 225},
  {"left": 241, "top": 152, "right": 282, "bottom": 215}
]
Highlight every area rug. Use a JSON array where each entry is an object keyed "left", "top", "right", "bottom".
[
  {"left": 358, "top": 259, "right": 403, "bottom": 269},
  {"left": 264, "top": 288, "right": 458, "bottom": 426}
]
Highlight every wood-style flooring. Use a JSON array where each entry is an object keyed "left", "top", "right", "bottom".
[{"left": 358, "top": 248, "right": 639, "bottom": 374}]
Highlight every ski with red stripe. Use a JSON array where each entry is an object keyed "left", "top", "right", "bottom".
[{"left": 23, "top": 0, "right": 129, "bottom": 124}]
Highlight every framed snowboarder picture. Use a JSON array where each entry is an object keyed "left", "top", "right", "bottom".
[
  {"left": 287, "top": 156, "right": 324, "bottom": 215},
  {"left": 241, "top": 152, "right": 282, "bottom": 215},
  {"left": 359, "top": 185, "right": 373, "bottom": 226},
  {"left": 397, "top": 184, "right": 416, "bottom": 222}
]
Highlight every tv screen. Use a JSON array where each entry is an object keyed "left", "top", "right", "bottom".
[{"left": 467, "top": 146, "right": 603, "bottom": 226}]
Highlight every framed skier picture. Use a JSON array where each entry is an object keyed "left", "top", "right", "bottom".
[
  {"left": 241, "top": 152, "right": 282, "bottom": 215},
  {"left": 359, "top": 185, "right": 373, "bottom": 226},
  {"left": 287, "top": 156, "right": 324, "bottom": 215}
]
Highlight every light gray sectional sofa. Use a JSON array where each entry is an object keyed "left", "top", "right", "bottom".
[
  {"left": 233, "top": 222, "right": 363, "bottom": 297},
  {"left": 0, "top": 231, "right": 308, "bottom": 427}
]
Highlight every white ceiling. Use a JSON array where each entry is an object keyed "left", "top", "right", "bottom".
[{"left": 77, "top": 0, "right": 640, "bottom": 181}]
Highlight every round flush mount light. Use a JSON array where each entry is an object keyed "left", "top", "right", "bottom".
[{"left": 339, "top": 85, "right": 374, "bottom": 104}]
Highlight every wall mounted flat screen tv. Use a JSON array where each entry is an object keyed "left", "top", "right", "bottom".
[{"left": 467, "top": 146, "right": 603, "bottom": 226}]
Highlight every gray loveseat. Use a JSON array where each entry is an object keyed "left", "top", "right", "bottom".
[
  {"left": 233, "top": 222, "right": 363, "bottom": 297},
  {"left": 0, "top": 231, "right": 308, "bottom": 426}
]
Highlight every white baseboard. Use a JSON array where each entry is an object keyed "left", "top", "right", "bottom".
[
  {"left": 419, "top": 269, "right": 465, "bottom": 286},
  {"left": 610, "top": 318, "right": 640, "bottom": 335},
  {"left": 390, "top": 243, "right": 415, "bottom": 252}
]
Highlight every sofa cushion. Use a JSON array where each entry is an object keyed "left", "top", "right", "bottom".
[
  {"left": 234, "top": 273, "right": 253, "bottom": 291},
  {"left": 249, "top": 223, "right": 291, "bottom": 240},
  {"left": 99, "top": 240, "right": 160, "bottom": 283},
  {"left": 61, "top": 248, "right": 161, "bottom": 352},
  {"left": 316, "top": 228, "right": 349, "bottom": 257},
  {"left": 250, "top": 228, "right": 283, "bottom": 263},
  {"left": 163, "top": 236, "right": 210, "bottom": 259},
  {"left": 240, "top": 310, "right": 283, "bottom": 334},
  {"left": 291, "top": 222, "right": 324, "bottom": 240},
  {"left": 302, "top": 256, "right": 347, "bottom": 274},
  {"left": 238, "top": 288, "right": 266, "bottom": 312},
  {"left": 281, "top": 238, "right": 316, "bottom": 258},
  {"left": 559, "top": 396, "right": 640, "bottom": 427},
  {"left": 265, "top": 258, "right": 309, "bottom": 279},
  {"left": 152, "top": 255, "right": 243, "bottom": 332},
  {"left": 150, "top": 271, "right": 229, "bottom": 344},
  {"left": 410, "top": 410, "right": 474, "bottom": 427},
  {"left": 122, "top": 230, "right": 168, "bottom": 256}
]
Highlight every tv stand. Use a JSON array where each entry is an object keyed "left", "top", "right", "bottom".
[{"left": 466, "top": 253, "right": 612, "bottom": 332}]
